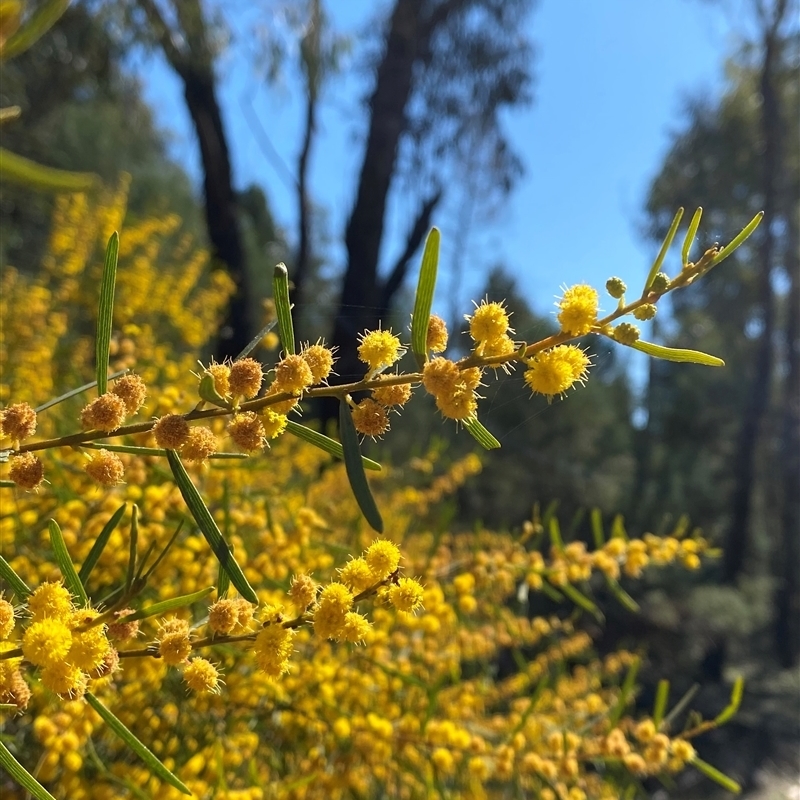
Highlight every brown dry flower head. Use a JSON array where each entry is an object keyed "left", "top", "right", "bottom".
[
  {"left": 227, "top": 412, "right": 265, "bottom": 452},
  {"left": 1, "top": 402, "right": 37, "bottom": 441},
  {"left": 229, "top": 357, "right": 263, "bottom": 399},
  {"left": 181, "top": 427, "right": 217, "bottom": 462},
  {"left": 110, "top": 374, "right": 147, "bottom": 415},
  {"left": 81, "top": 393, "right": 127, "bottom": 433},
  {"left": 273, "top": 354, "right": 314, "bottom": 395},
  {"left": 208, "top": 599, "right": 240, "bottom": 635},
  {"left": 301, "top": 342, "right": 336, "bottom": 383},
  {"left": 289, "top": 574, "right": 317, "bottom": 610},
  {"left": 351, "top": 398, "right": 390, "bottom": 438},
  {"left": 84, "top": 449, "right": 125, "bottom": 486},
  {"left": 426, "top": 314, "right": 449, "bottom": 353},
  {"left": 205, "top": 361, "right": 231, "bottom": 397},
  {"left": 372, "top": 381, "right": 413, "bottom": 408},
  {"left": 152, "top": 413, "right": 190, "bottom": 450},
  {"left": 107, "top": 610, "right": 139, "bottom": 642},
  {"left": 8, "top": 452, "right": 44, "bottom": 491}
]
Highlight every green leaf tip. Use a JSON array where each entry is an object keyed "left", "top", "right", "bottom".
[
  {"left": 411, "top": 226, "right": 441, "bottom": 369},
  {"left": 462, "top": 417, "right": 500, "bottom": 450},
  {"left": 273, "top": 262, "right": 295, "bottom": 355},
  {"left": 48, "top": 519, "right": 88, "bottom": 606},
  {"left": 711, "top": 212, "right": 764, "bottom": 267},
  {"left": 631, "top": 340, "right": 724, "bottom": 367},
  {"left": 96, "top": 232, "right": 120, "bottom": 395},
  {"left": 644, "top": 207, "right": 684, "bottom": 294},
  {"left": 339, "top": 400, "right": 384, "bottom": 533}
]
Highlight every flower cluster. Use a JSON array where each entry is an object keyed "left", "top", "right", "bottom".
[{"left": 0, "top": 188, "right": 752, "bottom": 799}]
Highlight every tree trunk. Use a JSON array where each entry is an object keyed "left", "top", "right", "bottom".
[
  {"left": 294, "top": 84, "right": 316, "bottom": 316},
  {"left": 723, "top": 22, "right": 781, "bottom": 582},
  {"left": 181, "top": 67, "right": 252, "bottom": 359},
  {"left": 775, "top": 207, "right": 800, "bottom": 666},
  {"left": 330, "top": 0, "right": 426, "bottom": 387}
]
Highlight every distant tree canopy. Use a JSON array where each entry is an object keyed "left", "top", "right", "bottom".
[
  {"left": 640, "top": 21, "right": 799, "bottom": 668},
  {"left": 0, "top": 3, "right": 201, "bottom": 271}
]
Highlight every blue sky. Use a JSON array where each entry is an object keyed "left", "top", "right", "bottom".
[{"left": 139, "top": 0, "right": 742, "bottom": 338}]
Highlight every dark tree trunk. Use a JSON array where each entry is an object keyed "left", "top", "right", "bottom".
[
  {"left": 776, "top": 209, "right": 800, "bottom": 667},
  {"left": 723, "top": 21, "right": 782, "bottom": 582},
  {"left": 181, "top": 68, "right": 251, "bottom": 359},
  {"left": 135, "top": 0, "right": 252, "bottom": 360},
  {"left": 330, "top": 0, "right": 426, "bottom": 388},
  {"left": 294, "top": 85, "right": 316, "bottom": 315}
]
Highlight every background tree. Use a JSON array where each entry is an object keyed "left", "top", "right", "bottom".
[
  {"left": 329, "top": 0, "right": 533, "bottom": 395},
  {"left": 0, "top": 2, "right": 200, "bottom": 271},
  {"left": 641, "top": 5, "right": 799, "bottom": 672}
]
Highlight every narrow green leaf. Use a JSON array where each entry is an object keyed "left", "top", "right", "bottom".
[
  {"left": 560, "top": 582, "right": 601, "bottom": 619},
  {"left": 711, "top": 212, "right": 763, "bottom": 267},
  {"left": 610, "top": 513, "right": 629, "bottom": 541},
  {"left": 217, "top": 562, "right": 231, "bottom": 600},
  {"left": 653, "top": 680, "right": 670, "bottom": 727},
  {"left": 0, "top": 147, "right": 98, "bottom": 193},
  {"left": 0, "top": 480, "right": 16, "bottom": 488},
  {"left": 644, "top": 207, "right": 683, "bottom": 294},
  {"left": 1, "top": 0, "right": 68, "bottom": 61},
  {"left": 80, "top": 442, "right": 246, "bottom": 459},
  {"left": 79, "top": 504, "right": 127, "bottom": 585},
  {"left": 603, "top": 576, "right": 640, "bottom": 612},
  {"left": 692, "top": 758, "right": 741, "bottom": 794},
  {"left": 590, "top": 508, "right": 604, "bottom": 549},
  {"left": 0, "top": 740, "right": 56, "bottom": 800},
  {"left": 48, "top": 519, "right": 88, "bottom": 606},
  {"left": 273, "top": 263, "right": 295, "bottom": 355},
  {"left": 125, "top": 505, "right": 139, "bottom": 594},
  {"left": 548, "top": 517, "right": 564, "bottom": 550},
  {"left": 539, "top": 581, "right": 565, "bottom": 603},
  {"left": 462, "top": 417, "right": 501, "bottom": 450},
  {"left": 714, "top": 676, "right": 744, "bottom": 726},
  {"left": 140, "top": 520, "right": 184, "bottom": 583},
  {"left": 85, "top": 693, "right": 191, "bottom": 795},
  {"left": 166, "top": 450, "right": 258, "bottom": 603},
  {"left": 609, "top": 657, "right": 641, "bottom": 726},
  {"left": 34, "top": 370, "right": 128, "bottom": 413},
  {"left": 119, "top": 587, "right": 214, "bottom": 623},
  {"left": 96, "top": 232, "right": 119, "bottom": 395},
  {"left": 0, "top": 553, "right": 30, "bottom": 599},
  {"left": 411, "top": 227, "right": 441, "bottom": 368},
  {"left": 631, "top": 340, "right": 724, "bottom": 367},
  {"left": 236, "top": 319, "right": 278, "bottom": 361},
  {"left": 339, "top": 401, "right": 383, "bottom": 533},
  {"left": 681, "top": 207, "right": 703, "bottom": 266},
  {"left": 662, "top": 683, "right": 700, "bottom": 731},
  {"left": 286, "top": 420, "right": 381, "bottom": 471}
]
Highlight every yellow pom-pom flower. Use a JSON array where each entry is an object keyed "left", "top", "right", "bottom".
[
  {"left": 357, "top": 329, "right": 405, "bottom": 372},
  {"left": 556, "top": 284, "right": 599, "bottom": 336},
  {"left": 365, "top": 539, "right": 401, "bottom": 580},
  {"left": 254, "top": 624, "right": 294, "bottom": 679},
  {"left": 524, "top": 345, "right": 591, "bottom": 399},
  {"left": 301, "top": 342, "right": 336, "bottom": 383},
  {"left": 28, "top": 582, "right": 73, "bottom": 622},
  {"left": 0, "top": 598, "right": 16, "bottom": 639},
  {"left": 388, "top": 577, "right": 424, "bottom": 613},
  {"left": 339, "top": 611, "right": 371, "bottom": 644},
  {"left": 466, "top": 299, "right": 512, "bottom": 344},
  {"left": 339, "top": 558, "right": 375, "bottom": 593},
  {"left": 261, "top": 409, "right": 288, "bottom": 440},
  {"left": 272, "top": 354, "right": 314, "bottom": 395},
  {"left": 22, "top": 618, "right": 72, "bottom": 667},
  {"left": 183, "top": 658, "right": 222, "bottom": 694}
]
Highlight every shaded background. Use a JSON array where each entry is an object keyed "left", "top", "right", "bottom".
[{"left": 1, "top": 0, "right": 798, "bottom": 795}]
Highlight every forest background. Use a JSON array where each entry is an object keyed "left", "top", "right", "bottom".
[{"left": 1, "top": 0, "right": 798, "bottom": 795}]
